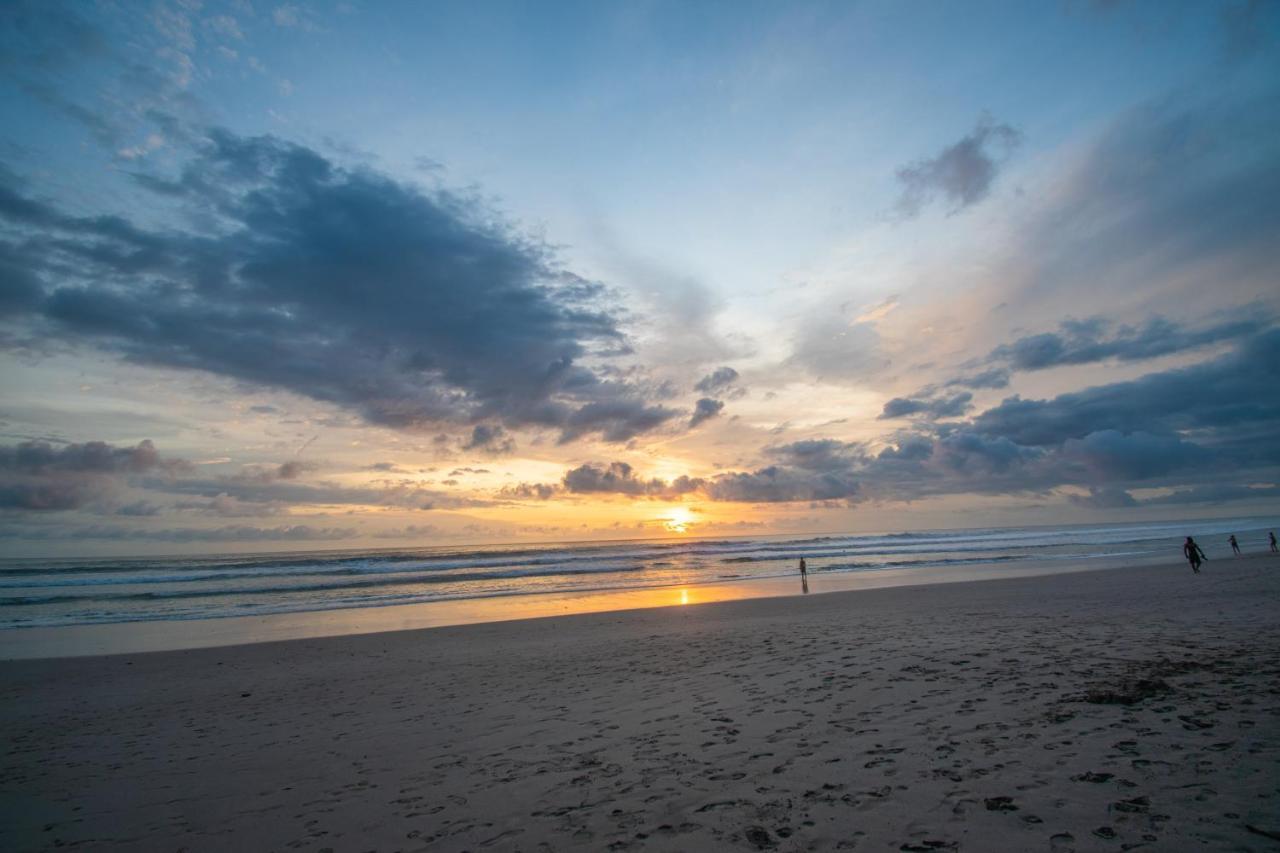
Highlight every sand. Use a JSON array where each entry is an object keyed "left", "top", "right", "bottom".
[{"left": 2, "top": 555, "right": 1278, "bottom": 852}]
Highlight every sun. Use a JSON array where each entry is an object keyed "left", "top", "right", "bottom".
[{"left": 661, "top": 506, "right": 695, "bottom": 534}]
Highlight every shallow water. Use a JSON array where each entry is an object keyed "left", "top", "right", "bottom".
[{"left": 1, "top": 516, "right": 1272, "bottom": 632}]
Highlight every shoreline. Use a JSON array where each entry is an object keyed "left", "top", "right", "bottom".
[
  {"left": 0, "top": 551, "right": 1168, "bottom": 660},
  {"left": 2, "top": 555, "right": 1277, "bottom": 851}
]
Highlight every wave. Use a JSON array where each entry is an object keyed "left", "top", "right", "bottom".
[
  {"left": 5, "top": 517, "right": 1248, "bottom": 580},
  {"left": 1, "top": 518, "right": 1271, "bottom": 630},
  {"left": 0, "top": 563, "right": 653, "bottom": 607}
]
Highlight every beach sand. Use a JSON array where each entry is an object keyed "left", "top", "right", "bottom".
[{"left": 2, "top": 556, "right": 1278, "bottom": 851}]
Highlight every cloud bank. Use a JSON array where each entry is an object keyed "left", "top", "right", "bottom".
[{"left": 0, "top": 129, "right": 677, "bottom": 443}]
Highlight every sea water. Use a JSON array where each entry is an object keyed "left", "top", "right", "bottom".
[{"left": 2, "top": 517, "right": 1274, "bottom": 631}]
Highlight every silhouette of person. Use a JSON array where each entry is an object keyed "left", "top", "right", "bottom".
[
  {"left": 1271, "top": 531, "right": 1278, "bottom": 553},
  {"left": 799, "top": 557, "right": 809, "bottom": 594},
  {"left": 1183, "top": 536, "right": 1206, "bottom": 574},
  {"left": 1229, "top": 534, "right": 1240, "bottom": 556}
]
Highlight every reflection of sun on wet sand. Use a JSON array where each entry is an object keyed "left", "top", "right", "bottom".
[{"left": 3, "top": 556, "right": 1279, "bottom": 850}]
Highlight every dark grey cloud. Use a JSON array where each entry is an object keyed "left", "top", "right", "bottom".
[
  {"left": 504, "top": 460, "right": 705, "bottom": 501},
  {"left": 702, "top": 440, "right": 864, "bottom": 504},
  {"left": 990, "top": 314, "right": 1268, "bottom": 372},
  {"left": 0, "top": 129, "right": 677, "bottom": 443},
  {"left": 0, "top": 439, "right": 187, "bottom": 511},
  {"left": 558, "top": 400, "right": 677, "bottom": 444},
  {"left": 973, "top": 329, "right": 1280, "bottom": 447},
  {"left": 694, "top": 366, "right": 739, "bottom": 395},
  {"left": 525, "top": 330, "right": 1277, "bottom": 506},
  {"left": 498, "top": 481, "right": 559, "bottom": 501},
  {"left": 880, "top": 392, "right": 972, "bottom": 420},
  {"left": 895, "top": 115, "right": 1021, "bottom": 217},
  {"left": 6, "top": 523, "right": 357, "bottom": 542},
  {"left": 115, "top": 499, "right": 162, "bottom": 516},
  {"left": 144, "top": 475, "right": 488, "bottom": 512},
  {"left": 1059, "top": 430, "right": 1211, "bottom": 481},
  {"left": 689, "top": 397, "right": 724, "bottom": 428},
  {"left": 258, "top": 460, "right": 315, "bottom": 481},
  {"left": 704, "top": 466, "right": 860, "bottom": 504},
  {"left": 562, "top": 461, "right": 700, "bottom": 499},
  {"left": 462, "top": 424, "right": 516, "bottom": 455},
  {"left": 945, "top": 368, "right": 1011, "bottom": 390}
]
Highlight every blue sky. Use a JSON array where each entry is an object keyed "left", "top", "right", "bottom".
[{"left": 0, "top": 0, "right": 1277, "bottom": 554}]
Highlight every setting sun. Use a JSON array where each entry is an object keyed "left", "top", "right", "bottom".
[{"left": 661, "top": 507, "right": 695, "bottom": 534}]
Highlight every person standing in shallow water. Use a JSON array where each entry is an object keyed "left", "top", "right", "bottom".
[
  {"left": 1229, "top": 534, "right": 1240, "bottom": 556},
  {"left": 1270, "top": 532, "right": 1278, "bottom": 553},
  {"left": 1183, "top": 536, "right": 1207, "bottom": 573},
  {"left": 799, "top": 557, "right": 809, "bottom": 594}
]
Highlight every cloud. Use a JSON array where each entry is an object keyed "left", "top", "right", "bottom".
[
  {"left": 1059, "top": 430, "right": 1211, "bottom": 481},
  {"left": 895, "top": 115, "right": 1021, "bottom": 216},
  {"left": 704, "top": 466, "right": 861, "bottom": 503},
  {"left": 147, "top": 475, "right": 488, "bottom": 511},
  {"left": 1011, "top": 93, "right": 1280, "bottom": 315},
  {"left": 1140, "top": 483, "right": 1280, "bottom": 506},
  {"left": 558, "top": 399, "right": 678, "bottom": 444},
  {"left": 945, "top": 369, "right": 1011, "bottom": 390},
  {"left": 272, "top": 5, "right": 302, "bottom": 28},
  {"left": 0, "top": 439, "right": 188, "bottom": 511},
  {"left": 880, "top": 392, "right": 972, "bottom": 420},
  {"left": 972, "top": 329, "right": 1280, "bottom": 447},
  {"left": 990, "top": 314, "right": 1268, "bottom": 372},
  {"left": 462, "top": 424, "right": 515, "bottom": 455},
  {"left": 7, "top": 523, "right": 357, "bottom": 542},
  {"left": 689, "top": 397, "right": 724, "bottom": 428},
  {"left": 788, "top": 307, "right": 888, "bottom": 382},
  {"left": 227, "top": 459, "right": 319, "bottom": 484},
  {"left": 204, "top": 15, "right": 245, "bottom": 41},
  {"left": 1067, "top": 486, "right": 1137, "bottom": 509},
  {"left": 372, "top": 524, "right": 443, "bottom": 539},
  {"left": 0, "top": 129, "right": 677, "bottom": 444},
  {"left": 702, "top": 440, "right": 864, "bottom": 503},
  {"left": 694, "top": 366, "right": 739, "bottom": 394},
  {"left": 562, "top": 461, "right": 701, "bottom": 499},
  {"left": 498, "top": 482, "right": 559, "bottom": 500}
]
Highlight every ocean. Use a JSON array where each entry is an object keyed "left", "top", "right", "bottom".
[{"left": 0, "top": 517, "right": 1274, "bottom": 631}]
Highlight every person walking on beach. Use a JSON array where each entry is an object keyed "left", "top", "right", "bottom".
[
  {"left": 1229, "top": 534, "right": 1240, "bottom": 556},
  {"left": 1270, "top": 531, "right": 1278, "bottom": 553},
  {"left": 1183, "top": 536, "right": 1206, "bottom": 574},
  {"left": 799, "top": 557, "right": 809, "bottom": 594}
]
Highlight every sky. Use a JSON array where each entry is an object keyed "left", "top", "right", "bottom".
[{"left": 0, "top": 0, "right": 1278, "bottom": 556}]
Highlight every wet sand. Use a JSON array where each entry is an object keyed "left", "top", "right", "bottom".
[
  {"left": 0, "top": 554, "right": 1158, "bottom": 660},
  {"left": 2, "top": 555, "right": 1278, "bottom": 851}
]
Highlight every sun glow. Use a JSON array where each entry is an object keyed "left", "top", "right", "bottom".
[{"left": 661, "top": 506, "right": 695, "bottom": 533}]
